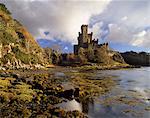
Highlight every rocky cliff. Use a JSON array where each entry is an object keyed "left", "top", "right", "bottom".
[
  {"left": 0, "top": 3, "right": 47, "bottom": 69},
  {"left": 94, "top": 44, "right": 126, "bottom": 65}
]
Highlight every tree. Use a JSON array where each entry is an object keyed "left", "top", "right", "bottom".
[
  {"left": 51, "top": 50, "right": 60, "bottom": 64},
  {"left": 51, "top": 44, "right": 62, "bottom": 65},
  {"left": 51, "top": 44, "right": 62, "bottom": 53},
  {"left": 44, "top": 48, "right": 52, "bottom": 64}
]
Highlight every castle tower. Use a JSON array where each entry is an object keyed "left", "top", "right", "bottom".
[
  {"left": 81, "top": 25, "right": 88, "bottom": 37},
  {"left": 74, "top": 25, "right": 98, "bottom": 55},
  {"left": 78, "top": 25, "right": 92, "bottom": 46}
]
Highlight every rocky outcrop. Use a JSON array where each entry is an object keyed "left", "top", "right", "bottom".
[
  {"left": 121, "top": 51, "right": 150, "bottom": 66},
  {"left": 109, "top": 51, "right": 125, "bottom": 64}
]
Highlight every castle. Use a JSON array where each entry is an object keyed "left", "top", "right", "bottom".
[{"left": 74, "top": 25, "right": 108, "bottom": 54}]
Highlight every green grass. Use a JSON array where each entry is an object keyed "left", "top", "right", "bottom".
[
  {"left": 1, "top": 53, "right": 13, "bottom": 64},
  {"left": 0, "top": 77, "right": 35, "bottom": 102},
  {"left": 0, "top": 21, "right": 6, "bottom": 30},
  {"left": 0, "top": 32, "right": 16, "bottom": 45},
  {"left": 12, "top": 46, "right": 41, "bottom": 64}
]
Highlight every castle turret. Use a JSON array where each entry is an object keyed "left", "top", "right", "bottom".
[
  {"left": 78, "top": 25, "right": 92, "bottom": 46},
  {"left": 81, "top": 25, "right": 88, "bottom": 36},
  {"left": 74, "top": 25, "right": 100, "bottom": 55}
]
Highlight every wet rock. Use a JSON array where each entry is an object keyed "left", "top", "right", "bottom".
[
  {"left": 0, "top": 72, "right": 10, "bottom": 77},
  {"left": 11, "top": 73, "right": 20, "bottom": 79},
  {"left": 32, "top": 81, "right": 44, "bottom": 90},
  {"left": 74, "top": 88, "right": 80, "bottom": 98},
  {"left": 59, "top": 89, "right": 74, "bottom": 99},
  {"left": 57, "top": 87, "right": 80, "bottom": 100},
  {"left": 145, "top": 106, "right": 150, "bottom": 111}
]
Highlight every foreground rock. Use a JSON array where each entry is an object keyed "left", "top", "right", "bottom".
[{"left": 0, "top": 68, "right": 117, "bottom": 117}]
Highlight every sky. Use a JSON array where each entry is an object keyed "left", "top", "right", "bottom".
[{"left": 1, "top": 0, "right": 150, "bottom": 53}]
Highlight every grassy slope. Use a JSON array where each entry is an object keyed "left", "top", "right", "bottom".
[{"left": 0, "top": 3, "right": 47, "bottom": 66}]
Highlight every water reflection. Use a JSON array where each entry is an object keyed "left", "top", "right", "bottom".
[
  {"left": 56, "top": 67, "right": 150, "bottom": 118},
  {"left": 56, "top": 99, "right": 82, "bottom": 112},
  {"left": 81, "top": 97, "right": 94, "bottom": 113},
  {"left": 54, "top": 72, "right": 65, "bottom": 77}
]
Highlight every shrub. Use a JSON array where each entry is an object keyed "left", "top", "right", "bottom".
[
  {"left": 0, "top": 32, "right": 16, "bottom": 45},
  {"left": 1, "top": 53, "right": 13, "bottom": 64},
  {"left": 44, "top": 48, "right": 52, "bottom": 64},
  {"left": 0, "top": 21, "right": 6, "bottom": 30},
  {"left": 16, "top": 32, "right": 26, "bottom": 47},
  {"left": 30, "top": 54, "right": 40, "bottom": 64},
  {"left": 12, "top": 46, "right": 30, "bottom": 64},
  {"left": 0, "top": 78, "right": 11, "bottom": 88},
  {"left": 0, "top": 3, "right": 11, "bottom": 14},
  {"left": 12, "top": 46, "right": 41, "bottom": 64}
]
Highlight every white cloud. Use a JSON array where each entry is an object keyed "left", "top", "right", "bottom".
[
  {"left": 136, "top": 30, "right": 146, "bottom": 37},
  {"left": 131, "top": 38, "right": 144, "bottom": 47},
  {"left": 107, "top": 23, "right": 133, "bottom": 43},
  {"left": 89, "top": 22, "right": 103, "bottom": 40},
  {"left": 1, "top": 0, "right": 111, "bottom": 44},
  {"left": 121, "top": 16, "right": 128, "bottom": 21},
  {"left": 131, "top": 30, "right": 150, "bottom": 47},
  {"left": 89, "top": 0, "right": 150, "bottom": 49}
]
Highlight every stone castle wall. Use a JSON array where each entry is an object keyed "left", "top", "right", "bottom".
[{"left": 74, "top": 25, "right": 108, "bottom": 54}]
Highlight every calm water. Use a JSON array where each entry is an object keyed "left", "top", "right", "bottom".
[{"left": 57, "top": 67, "right": 150, "bottom": 118}]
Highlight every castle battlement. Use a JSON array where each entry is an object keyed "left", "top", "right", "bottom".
[{"left": 74, "top": 25, "right": 106, "bottom": 55}]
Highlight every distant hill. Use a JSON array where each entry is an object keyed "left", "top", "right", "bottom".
[
  {"left": 0, "top": 3, "right": 47, "bottom": 69},
  {"left": 121, "top": 51, "right": 150, "bottom": 66}
]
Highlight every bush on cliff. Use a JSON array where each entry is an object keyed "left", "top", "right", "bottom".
[
  {"left": 12, "top": 46, "right": 30, "bottom": 64},
  {"left": 0, "top": 3, "right": 11, "bottom": 14},
  {"left": 1, "top": 53, "right": 13, "bottom": 64},
  {"left": 0, "top": 32, "right": 16, "bottom": 45}
]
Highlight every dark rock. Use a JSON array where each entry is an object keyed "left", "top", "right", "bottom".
[
  {"left": 32, "top": 81, "right": 44, "bottom": 90},
  {"left": 58, "top": 89, "right": 74, "bottom": 99},
  {"left": 74, "top": 88, "right": 80, "bottom": 98}
]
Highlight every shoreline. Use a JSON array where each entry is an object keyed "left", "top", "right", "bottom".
[
  {"left": 59, "top": 64, "right": 141, "bottom": 72},
  {"left": 0, "top": 64, "right": 141, "bottom": 71},
  {"left": 76, "top": 64, "right": 141, "bottom": 71},
  {"left": 0, "top": 61, "right": 144, "bottom": 71}
]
